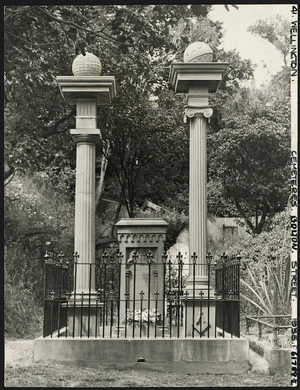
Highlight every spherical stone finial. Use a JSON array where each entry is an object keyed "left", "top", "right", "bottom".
[
  {"left": 183, "top": 42, "right": 213, "bottom": 63},
  {"left": 72, "top": 52, "right": 102, "bottom": 76}
]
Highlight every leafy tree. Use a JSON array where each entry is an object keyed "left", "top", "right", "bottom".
[
  {"left": 4, "top": 4, "right": 213, "bottom": 197},
  {"left": 248, "top": 15, "right": 290, "bottom": 68},
  {"left": 4, "top": 172, "right": 75, "bottom": 335},
  {"left": 209, "top": 49, "right": 255, "bottom": 132},
  {"left": 208, "top": 89, "right": 290, "bottom": 233},
  {"left": 248, "top": 15, "right": 290, "bottom": 96},
  {"left": 4, "top": 5, "right": 250, "bottom": 213}
]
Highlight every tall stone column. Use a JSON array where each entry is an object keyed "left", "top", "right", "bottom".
[
  {"left": 57, "top": 52, "right": 116, "bottom": 335},
  {"left": 169, "top": 42, "right": 227, "bottom": 336},
  {"left": 169, "top": 43, "right": 227, "bottom": 294}
]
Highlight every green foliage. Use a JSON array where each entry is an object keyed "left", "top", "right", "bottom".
[
  {"left": 163, "top": 212, "right": 189, "bottom": 251},
  {"left": 248, "top": 15, "right": 290, "bottom": 67},
  {"left": 208, "top": 89, "right": 290, "bottom": 233},
  {"left": 5, "top": 272, "right": 43, "bottom": 337},
  {"left": 4, "top": 5, "right": 254, "bottom": 217},
  {"left": 4, "top": 173, "right": 75, "bottom": 335},
  {"left": 210, "top": 209, "right": 291, "bottom": 316}
]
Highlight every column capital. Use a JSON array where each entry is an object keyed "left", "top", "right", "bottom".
[
  {"left": 183, "top": 107, "right": 213, "bottom": 123},
  {"left": 70, "top": 129, "right": 100, "bottom": 144}
]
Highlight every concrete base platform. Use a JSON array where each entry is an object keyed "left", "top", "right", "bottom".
[{"left": 33, "top": 336, "right": 250, "bottom": 374}]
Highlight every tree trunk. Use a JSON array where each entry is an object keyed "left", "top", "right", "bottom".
[
  {"left": 110, "top": 191, "right": 124, "bottom": 237},
  {"left": 95, "top": 144, "right": 110, "bottom": 207},
  {"left": 234, "top": 197, "right": 256, "bottom": 233},
  {"left": 4, "top": 165, "right": 15, "bottom": 184}
]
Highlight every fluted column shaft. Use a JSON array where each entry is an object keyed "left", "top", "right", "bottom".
[
  {"left": 189, "top": 113, "right": 207, "bottom": 277},
  {"left": 184, "top": 84, "right": 213, "bottom": 288},
  {"left": 71, "top": 99, "right": 100, "bottom": 293},
  {"left": 73, "top": 138, "right": 97, "bottom": 291}
]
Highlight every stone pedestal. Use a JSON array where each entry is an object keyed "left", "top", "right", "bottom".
[
  {"left": 182, "top": 299, "right": 216, "bottom": 338},
  {"left": 66, "top": 305, "right": 102, "bottom": 337}
]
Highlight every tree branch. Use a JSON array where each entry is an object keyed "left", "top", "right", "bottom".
[
  {"left": 40, "top": 109, "right": 75, "bottom": 138},
  {"left": 37, "top": 6, "right": 133, "bottom": 47},
  {"left": 21, "top": 229, "right": 58, "bottom": 237},
  {"left": 233, "top": 196, "right": 256, "bottom": 233},
  {"left": 4, "top": 165, "right": 14, "bottom": 182},
  {"left": 5, "top": 28, "right": 60, "bottom": 47},
  {"left": 4, "top": 6, "right": 35, "bottom": 21}
]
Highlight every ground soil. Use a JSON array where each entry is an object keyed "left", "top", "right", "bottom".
[{"left": 4, "top": 338, "right": 291, "bottom": 387}]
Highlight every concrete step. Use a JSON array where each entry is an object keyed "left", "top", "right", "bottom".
[{"left": 249, "top": 348, "right": 270, "bottom": 374}]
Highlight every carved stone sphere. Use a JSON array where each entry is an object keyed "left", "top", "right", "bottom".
[
  {"left": 72, "top": 52, "right": 102, "bottom": 76},
  {"left": 183, "top": 42, "right": 213, "bottom": 63}
]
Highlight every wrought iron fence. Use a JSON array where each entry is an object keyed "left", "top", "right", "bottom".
[{"left": 42, "top": 250, "right": 241, "bottom": 339}]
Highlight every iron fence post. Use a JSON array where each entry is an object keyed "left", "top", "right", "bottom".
[
  {"left": 272, "top": 325, "right": 279, "bottom": 348},
  {"left": 162, "top": 251, "right": 168, "bottom": 338},
  {"left": 207, "top": 253, "right": 212, "bottom": 338},
  {"left": 176, "top": 252, "right": 183, "bottom": 338},
  {"left": 147, "top": 252, "right": 153, "bottom": 338},
  {"left": 258, "top": 318, "right": 262, "bottom": 340},
  {"left": 184, "top": 290, "right": 188, "bottom": 338},
  {"left": 72, "top": 252, "right": 79, "bottom": 338},
  {"left": 154, "top": 290, "right": 159, "bottom": 338},
  {"left": 132, "top": 251, "right": 138, "bottom": 338},
  {"left": 139, "top": 290, "right": 144, "bottom": 338},
  {"left": 191, "top": 252, "right": 197, "bottom": 338},
  {"left": 117, "top": 251, "right": 123, "bottom": 338}
]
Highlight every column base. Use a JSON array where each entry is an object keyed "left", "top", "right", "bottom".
[
  {"left": 185, "top": 275, "right": 213, "bottom": 297},
  {"left": 66, "top": 304, "right": 103, "bottom": 337},
  {"left": 182, "top": 299, "right": 216, "bottom": 337},
  {"left": 63, "top": 291, "right": 103, "bottom": 337},
  {"left": 70, "top": 290, "right": 99, "bottom": 301}
]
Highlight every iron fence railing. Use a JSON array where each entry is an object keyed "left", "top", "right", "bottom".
[
  {"left": 245, "top": 315, "right": 291, "bottom": 348},
  {"left": 42, "top": 251, "right": 241, "bottom": 339}
]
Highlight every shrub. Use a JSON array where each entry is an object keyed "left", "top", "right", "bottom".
[
  {"left": 4, "top": 173, "right": 74, "bottom": 337},
  {"left": 209, "top": 208, "right": 291, "bottom": 317},
  {"left": 5, "top": 272, "right": 43, "bottom": 337}
]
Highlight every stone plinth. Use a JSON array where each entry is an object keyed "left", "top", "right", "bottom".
[
  {"left": 66, "top": 304, "right": 102, "bottom": 337},
  {"left": 182, "top": 298, "right": 216, "bottom": 338},
  {"left": 169, "top": 62, "right": 228, "bottom": 94}
]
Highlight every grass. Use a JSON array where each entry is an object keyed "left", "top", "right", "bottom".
[{"left": 5, "top": 362, "right": 290, "bottom": 387}]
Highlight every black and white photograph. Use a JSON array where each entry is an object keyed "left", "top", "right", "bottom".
[{"left": 4, "top": 2, "right": 298, "bottom": 387}]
